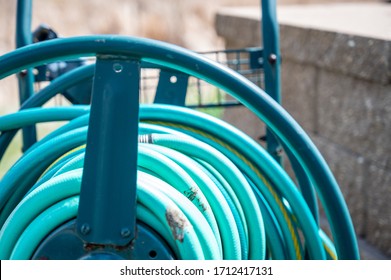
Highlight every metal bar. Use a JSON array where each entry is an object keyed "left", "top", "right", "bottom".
[
  {"left": 16, "top": 0, "right": 37, "bottom": 151},
  {"left": 77, "top": 56, "right": 140, "bottom": 246},
  {"left": 261, "top": 0, "right": 282, "bottom": 163},
  {"left": 261, "top": 1, "right": 319, "bottom": 224}
]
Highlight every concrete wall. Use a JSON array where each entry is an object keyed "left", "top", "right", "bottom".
[{"left": 215, "top": 3, "right": 391, "bottom": 258}]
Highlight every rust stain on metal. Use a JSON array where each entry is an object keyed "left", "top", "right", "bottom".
[{"left": 165, "top": 207, "right": 188, "bottom": 243}]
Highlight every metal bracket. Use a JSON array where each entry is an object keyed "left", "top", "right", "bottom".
[
  {"left": 76, "top": 56, "right": 140, "bottom": 246},
  {"left": 154, "top": 69, "right": 189, "bottom": 106}
]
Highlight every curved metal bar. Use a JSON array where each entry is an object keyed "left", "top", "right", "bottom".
[
  {"left": 15, "top": 0, "right": 37, "bottom": 151},
  {"left": 0, "top": 64, "right": 94, "bottom": 160},
  {"left": 0, "top": 35, "right": 359, "bottom": 259}
]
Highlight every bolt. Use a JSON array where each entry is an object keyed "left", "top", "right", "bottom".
[
  {"left": 80, "top": 223, "right": 91, "bottom": 235},
  {"left": 170, "top": 75, "right": 177, "bottom": 84},
  {"left": 121, "top": 228, "right": 131, "bottom": 238},
  {"left": 19, "top": 69, "right": 28, "bottom": 77},
  {"left": 268, "top": 53, "right": 278, "bottom": 65},
  {"left": 113, "top": 63, "right": 123, "bottom": 73}
]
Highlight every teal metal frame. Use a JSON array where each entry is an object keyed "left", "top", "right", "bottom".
[{"left": 261, "top": 0, "right": 282, "bottom": 164}]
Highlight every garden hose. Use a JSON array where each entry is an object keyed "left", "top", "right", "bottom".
[{"left": 0, "top": 104, "right": 346, "bottom": 260}]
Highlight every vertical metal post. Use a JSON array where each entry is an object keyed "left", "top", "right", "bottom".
[
  {"left": 16, "top": 0, "right": 37, "bottom": 151},
  {"left": 261, "top": 1, "right": 319, "bottom": 223},
  {"left": 261, "top": 0, "right": 282, "bottom": 163},
  {"left": 77, "top": 56, "right": 140, "bottom": 246}
]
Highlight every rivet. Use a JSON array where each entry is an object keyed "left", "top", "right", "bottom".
[
  {"left": 121, "top": 228, "right": 131, "bottom": 238},
  {"left": 113, "top": 63, "right": 123, "bottom": 73},
  {"left": 80, "top": 223, "right": 90, "bottom": 235}
]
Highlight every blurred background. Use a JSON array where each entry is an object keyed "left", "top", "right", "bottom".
[
  {"left": 0, "top": 0, "right": 384, "bottom": 53},
  {"left": 0, "top": 0, "right": 386, "bottom": 109}
]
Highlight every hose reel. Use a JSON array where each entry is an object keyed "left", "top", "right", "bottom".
[{"left": 0, "top": 35, "right": 359, "bottom": 260}]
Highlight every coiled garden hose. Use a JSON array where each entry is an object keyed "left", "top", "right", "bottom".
[{"left": 0, "top": 104, "right": 347, "bottom": 260}]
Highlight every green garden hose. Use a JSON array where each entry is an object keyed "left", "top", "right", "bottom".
[{"left": 0, "top": 104, "right": 348, "bottom": 260}]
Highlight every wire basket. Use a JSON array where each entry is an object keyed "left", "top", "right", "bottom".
[{"left": 140, "top": 47, "right": 264, "bottom": 108}]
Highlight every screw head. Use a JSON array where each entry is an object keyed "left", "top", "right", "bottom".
[
  {"left": 121, "top": 228, "right": 131, "bottom": 238},
  {"left": 80, "top": 223, "right": 91, "bottom": 235}
]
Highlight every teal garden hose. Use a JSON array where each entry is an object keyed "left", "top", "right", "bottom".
[{"left": 2, "top": 105, "right": 342, "bottom": 260}]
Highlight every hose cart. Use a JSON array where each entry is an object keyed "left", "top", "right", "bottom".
[{"left": 0, "top": 0, "right": 359, "bottom": 260}]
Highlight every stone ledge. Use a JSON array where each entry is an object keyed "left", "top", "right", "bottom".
[
  {"left": 215, "top": 3, "right": 391, "bottom": 85},
  {"left": 277, "top": 3, "right": 391, "bottom": 41}
]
